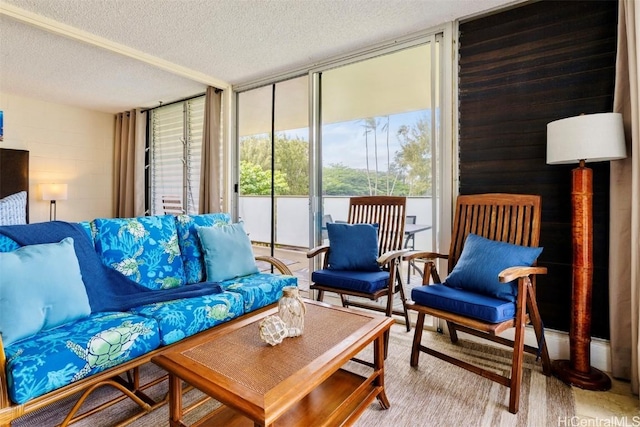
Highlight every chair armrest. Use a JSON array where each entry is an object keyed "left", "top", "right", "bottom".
[
  {"left": 499, "top": 266, "right": 547, "bottom": 283},
  {"left": 377, "top": 249, "right": 409, "bottom": 265},
  {"left": 254, "top": 256, "right": 293, "bottom": 275},
  {"left": 0, "top": 335, "right": 8, "bottom": 411},
  {"left": 306, "top": 244, "right": 330, "bottom": 259},
  {"left": 403, "top": 250, "right": 448, "bottom": 262}
]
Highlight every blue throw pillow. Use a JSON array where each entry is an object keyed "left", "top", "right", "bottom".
[
  {"left": 0, "top": 237, "right": 91, "bottom": 346},
  {"left": 327, "top": 223, "right": 380, "bottom": 272},
  {"left": 444, "top": 233, "right": 543, "bottom": 302},
  {"left": 197, "top": 222, "right": 259, "bottom": 282}
]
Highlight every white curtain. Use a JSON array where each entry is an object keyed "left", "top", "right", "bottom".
[
  {"left": 610, "top": 0, "right": 639, "bottom": 396},
  {"left": 113, "top": 109, "right": 146, "bottom": 218},
  {"left": 199, "top": 87, "right": 223, "bottom": 213}
]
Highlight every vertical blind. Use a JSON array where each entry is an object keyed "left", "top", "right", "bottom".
[{"left": 149, "top": 96, "right": 205, "bottom": 215}]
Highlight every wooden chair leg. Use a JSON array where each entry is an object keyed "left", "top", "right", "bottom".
[
  {"left": 340, "top": 294, "right": 348, "bottom": 308},
  {"left": 526, "top": 287, "right": 552, "bottom": 375},
  {"left": 316, "top": 289, "right": 324, "bottom": 301},
  {"left": 509, "top": 316, "right": 526, "bottom": 414},
  {"left": 446, "top": 321, "right": 459, "bottom": 343},
  {"left": 385, "top": 287, "right": 394, "bottom": 319},
  {"left": 410, "top": 312, "right": 425, "bottom": 367},
  {"left": 397, "top": 278, "right": 411, "bottom": 332},
  {"left": 393, "top": 268, "right": 411, "bottom": 331}
]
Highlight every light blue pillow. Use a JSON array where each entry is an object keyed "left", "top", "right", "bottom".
[
  {"left": 0, "top": 237, "right": 91, "bottom": 346},
  {"left": 197, "top": 223, "right": 258, "bottom": 282},
  {"left": 327, "top": 223, "right": 380, "bottom": 272},
  {"left": 444, "top": 233, "right": 543, "bottom": 302},
  {"left": 175, "top": 213, "right": 231, "bottom": 284}
]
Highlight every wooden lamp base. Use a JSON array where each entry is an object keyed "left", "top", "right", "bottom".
[
  {"left": 552, "top": 359, "right": 611, "bottom": 390},
  {"left": 551, "top": 162, "right": 611, "bottom": 391}
]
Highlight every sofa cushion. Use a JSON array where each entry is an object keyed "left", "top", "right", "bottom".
[
  {"left": 311, "top": 269, "right": 389, "bottom": 294},
  {"left": 93, "top": 216, "right": 186, "bottom": 290},
  {"left": 3, "top": 311, "right": 160, "bottom": 404},
  {"left": 411, "top": 284, "right": 516, "bottom": 323},
  {"left": 327, "top": 223, "right": 380, "bottom": 272},
  {"left": 0, "top": 238, "right": 91, "bottom": 346},
  {"left": 130, "top": 291, "right": 243, "bottom": 345},
  {"left": 175, "top": 213, "right": 231, "bottom": 284},
  {"left": 221, "top": 273, "right": 298, "bottom": 314},
  {"left": 444, "top": 233, "right": 543, "bottom": 302},
  {"left": 197, "top": 222, "right": 259, "bottom": 282}
]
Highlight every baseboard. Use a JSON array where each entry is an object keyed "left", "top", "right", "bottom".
[
  {"left": 480, "top": 327, "right": 611, "bottom": 373},
  {"left": 304, "top": 291, "right": 612, "bottom": 374}
]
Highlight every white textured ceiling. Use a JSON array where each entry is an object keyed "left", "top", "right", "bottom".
[{"left": 0, "top": 0, "right": 518, "bottom": 114}]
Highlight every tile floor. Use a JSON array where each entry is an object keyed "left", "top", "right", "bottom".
[{"left": 574, "top": 378, "right": 639, "bottom": 425}]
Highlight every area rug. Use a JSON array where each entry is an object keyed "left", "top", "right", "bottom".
[{"left": 12, "top": 326, "right": 574, "bottom": 427}]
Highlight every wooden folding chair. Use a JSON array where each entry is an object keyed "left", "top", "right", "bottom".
[
  {"left": 307, "top": 196, "right": 410, "bottom": 330},
  {"left": 405, "top": 193, "right": 551, "bottom": 414}
]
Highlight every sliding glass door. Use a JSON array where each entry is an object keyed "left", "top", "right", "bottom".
[
  {"left": 236, "top": 76, "right": 310, "bottom": 255},
  {"left": 235, "top": 30, "right": 449, "bottom": 305},
  {"left": 314, "top": 36, "right": 442, "bottom": 257}
]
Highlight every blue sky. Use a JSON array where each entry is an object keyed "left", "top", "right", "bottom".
[{"left": 281, "top": 109, "right": 427, "bottom": 170}]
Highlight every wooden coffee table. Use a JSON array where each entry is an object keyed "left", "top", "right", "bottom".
[{"left": 152, "top": 300, "right": 394, "bottom": 426}]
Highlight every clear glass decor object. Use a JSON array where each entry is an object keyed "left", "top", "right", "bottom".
[
  {"left": 259, "top": 315, "right": 288, "bottom": 346},
  {"left": 278, "top": 286, "right": 306, "bottom": 337}
]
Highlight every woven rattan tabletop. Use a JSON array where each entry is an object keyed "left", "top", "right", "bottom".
[{"left": 182, "top": 302, "right": 372, "bottom": 395}]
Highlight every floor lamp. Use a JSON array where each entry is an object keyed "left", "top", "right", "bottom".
[
  {"left": 41, "top": 183, "right": 68, "bottom": 221},
  {"left": 546, "top": 113, "right": 627, "bottom": 390}
]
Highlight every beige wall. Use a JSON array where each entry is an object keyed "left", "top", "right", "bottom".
[{"left": 0, "top": 92, "right": 114, "bottom": 223}]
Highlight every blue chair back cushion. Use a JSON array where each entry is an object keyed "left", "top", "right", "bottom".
[
  {"left": 327, "top": 223, "right": 380, "bottom": 271},
  {"left": 311, "top": 269, "right": 389, "bottom": 294},
  {"left": 412, "top": 284, "right": 516, "bottom": 323},
  {"left": 444, "top": 233, "right": 542, "bottom": 302}
]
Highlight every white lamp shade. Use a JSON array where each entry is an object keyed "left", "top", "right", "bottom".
[
  {"left": 41, "top": 183, "right": 68, "bottom": 201},
  {"left": 547, "top": 113, "right": 627, "bottom": 165}
]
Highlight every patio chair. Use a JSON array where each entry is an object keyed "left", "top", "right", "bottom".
[
  {"left": 405, "top": 193, "right": 551, "bottom": 414},
  {"left": 307, "top": 196, "right": 410, "bottom": 331}
]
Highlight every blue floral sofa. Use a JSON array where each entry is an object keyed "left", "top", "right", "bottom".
[{"left": 0, "top": 213, "right": 296, "bottom": 426}]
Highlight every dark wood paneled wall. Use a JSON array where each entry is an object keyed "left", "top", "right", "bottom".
[{"left": 458, "top": 0, "right": 618, "bottom": 338}]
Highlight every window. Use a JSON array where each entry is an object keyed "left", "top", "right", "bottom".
[{"left": 148, "top": 96, "right": 204, "bottom": 215}]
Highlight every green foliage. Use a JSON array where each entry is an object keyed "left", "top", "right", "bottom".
[
  {"left": 395, "top": 115, "right": 432, "bottom": 196},
  {"left": 239, "top": 112, "right": 431, "bottom": 197},
  {"left": 239, "top": 134, "right": 309, "bottom": 195},
  {"left": 239, "top": 160, "right": 289, "bottom": 195},
  {"left": 322, "top": 163, "right": 410, "bottom": 196}
]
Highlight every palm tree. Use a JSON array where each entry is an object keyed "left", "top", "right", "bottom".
[
  {"left": 363, "top": 128, "right": 372, "bottom": 194},
  {"left": 363, "top": 117, "right": 379, "bottom": 194}
]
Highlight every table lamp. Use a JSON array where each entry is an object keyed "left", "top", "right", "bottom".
[
  {"left": 41, "top": 183, "right": 68, "bottom": 221},
  {"left": 546, "top": 112, "right": 627, "bottom": 390}
]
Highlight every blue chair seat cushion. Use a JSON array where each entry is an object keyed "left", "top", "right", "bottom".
[
  {"left": 311, "top": 269, "right": 390, "bottom": 294},
  {"left": 411, "top": 284, "right": 516, "bottom": 323},
  {"left": 4, "top": 312, "right": 160, "bottom": 404}
]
